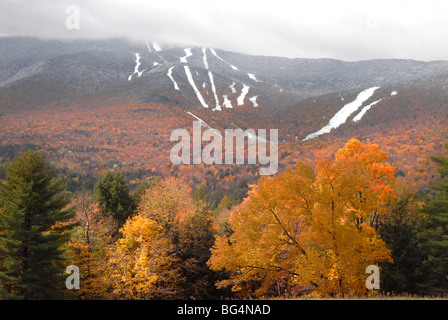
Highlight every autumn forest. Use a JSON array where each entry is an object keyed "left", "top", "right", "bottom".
[
  {"left": 1, "top": 38, "right": 448, "bottom": 302},
  {"left": 3, "top": 1, "right": 448, "bottom": 313},
  {"left": 0, "top": 101, "right": 447, "bottom": 300}
]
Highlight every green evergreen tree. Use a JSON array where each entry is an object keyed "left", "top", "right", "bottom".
[
  {"left": 377, "top": 181, "right": 425, "bottom": 294},
  {"left": 418, "top": 154, "right": 448, "bottom": 294},
  {"left": 94, "top": 171, "right": 136, "bottom": 227},
  {"left": 0, "top": 151, "right": 75, "bottom": 299}
]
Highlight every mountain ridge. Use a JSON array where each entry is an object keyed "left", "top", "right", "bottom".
[{"left": 1, "top": 37, "right": 447, "bottom": 144}]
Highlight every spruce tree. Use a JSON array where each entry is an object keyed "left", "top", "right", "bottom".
[
  {"left": 418, "top": 154, "right": 448, "bottom": 294},
  {"left": 0, "top": 151, "right": 75, "bottom": 299}
]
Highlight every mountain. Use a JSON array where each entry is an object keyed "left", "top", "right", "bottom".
[
  {"left": 0, "top": 37, "right": 447, "bottom": 189},
  {"left": 2, "top": 37, "right": 448, "bottom": 111}
]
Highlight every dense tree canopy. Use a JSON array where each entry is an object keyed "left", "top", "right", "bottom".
[
  {"left": 208, "top": 139, "right": 396, "bottom": 297},
  {"left": 1, "top": 138, "right": 447, "bottom": 299}
]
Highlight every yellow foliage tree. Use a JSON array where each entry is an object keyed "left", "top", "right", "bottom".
[
  {"left": 105, "top": 214, "right": 181, "bottom": 299},
  {"left": 208, "top": 139, "right": 396, "bottom": 297},
  {"left": 137, "top": 177, "right": 196, "bottom": 231}
]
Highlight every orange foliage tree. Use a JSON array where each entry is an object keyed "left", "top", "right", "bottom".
[{"left": 208, "top": 139, "right": 396, "bottom": 297}]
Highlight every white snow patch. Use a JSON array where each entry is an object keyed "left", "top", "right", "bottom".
[
  {"left": 247, "top": 131, "right": 266, "bottom": 142},
  {"left": 153, "top": 62, "right": 159, "bottom": 66},
  {"left": 302, "top": 86, "right": 380, "bottom": 141},
  {"left": 391, "top": 91, "right": 397, "bottom": 96},
  {"left": 208, "top": 71, "right": 221, "bottom": 111},
  {"left": 223, "top": 95, "right": 233, "bottom": 108},
  {"left": 232, "top": 124, "right": 277, "bottom": 143},
  {"left": 210, "top": 48, "right": 239, "bottom": 71},
  {"left": 147, "top": 42, "right": 165, "bottom": 63},
  {"left": 185, "top": 111, "right": 222, "bottom": 137},
  {"left": 202, "top": 48, "right": 209, "bottom": 69},
  {"left": 230, "top": 82, "right": 237, "bottom": 93},
  {"left": 237, "top": 84, "right": 250, "bottom": 106},
  {"left": 153, "top": 42, "right": 162, "bottom": 52},
  {"left": 247, "top": 73, "right": 258, "bottom": 82},
  {"left": 145, "top": 41, "right": 152, "bottom": 52},
  {"left": 180, "top": 48, "right": 193, "bottom": 63},
  {"left": 249, "top": 96, "right": 259, "bottom": 107},
  {"left": 352, "top": 99, "right": 383, "bottom": 122},
  {"left": 184, "top": 66, "right": 208, "bottom": 109},
  {"left": 167, "top": 66, "right": 179, "bottom": 91},
  {"left": 128, "top": 53, "right": 145, "bottom": 81}
]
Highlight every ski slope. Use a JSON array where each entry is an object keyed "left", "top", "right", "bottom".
[
  {"left": 237, "top": 84, "right": 250, "bottom": 106},
  {"left": 167, "top": 66, "right": 179, "bottom": 91},
  {"left": 184, "top": 66, "right": 208, "bottom": 109},
  {"left": 128, "top": 53, "right": 145, "bottom": 81},
  {"left": 303, "top": 86, "right": 380, "bottom": 141},
  {"left": 352, "top": 99, "right": 382, "bottom": 122},
  {"left": 180, "top": 48, "right": 193, "bottom": 63}
]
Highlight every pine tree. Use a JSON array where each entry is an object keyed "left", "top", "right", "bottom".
[
  {"left": 418, "top": 154, "right": 448, "bottom": 294},
  {"left": 0, "top": 151, "right": 75, "bottom": 299}
]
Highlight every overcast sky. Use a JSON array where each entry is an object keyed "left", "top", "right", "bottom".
[{"left": 1, "top": 0, "right": 448, "bottom": 61}]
